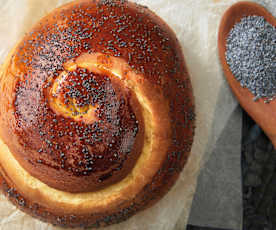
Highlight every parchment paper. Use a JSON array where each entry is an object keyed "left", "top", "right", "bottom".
[{"left": 0, "top": 0, "right": 272, "bottom": 229}]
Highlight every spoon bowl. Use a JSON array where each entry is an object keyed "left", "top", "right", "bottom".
[{"left": 218, "top": 1, "right": 276, "bottom": 147}]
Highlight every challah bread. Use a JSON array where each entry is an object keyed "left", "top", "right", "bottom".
[{"left": 0, "top": 0, "right": 195, "bottom": 228}]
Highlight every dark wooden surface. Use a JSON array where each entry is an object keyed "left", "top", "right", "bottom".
[
  {"left": 241, "top": 110, "right": 276, "bottom": 230},
  {"left": 187, "top": 226, "right": 229, "bottom": 230},
  {"left": 186, "top": 109, "right": 276, "bottom": 230}
]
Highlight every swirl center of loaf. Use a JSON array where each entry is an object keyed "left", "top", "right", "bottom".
[
  {"left": 49, "top": 69, "right": 98, "bottom": 123},
  {"left": 12, "top": 53, "right": 145, "bottom": 193}
]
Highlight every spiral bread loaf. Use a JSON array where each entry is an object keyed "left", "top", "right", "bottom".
[{"left": 0, "top": 0, "right": 195, "bottom": 228}]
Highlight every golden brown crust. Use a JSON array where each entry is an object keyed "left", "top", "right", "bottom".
[{"left": 0, "top": 0, "right": 195, "bottom": 228}]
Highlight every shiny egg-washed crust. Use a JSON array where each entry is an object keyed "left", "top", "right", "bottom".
[{"left": 0, "top": 0, "right": 195, "bottom": 228}]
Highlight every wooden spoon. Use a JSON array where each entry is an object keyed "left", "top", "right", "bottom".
[{"left": 218, "top": 1, "right": 276, "bottom": 147}]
